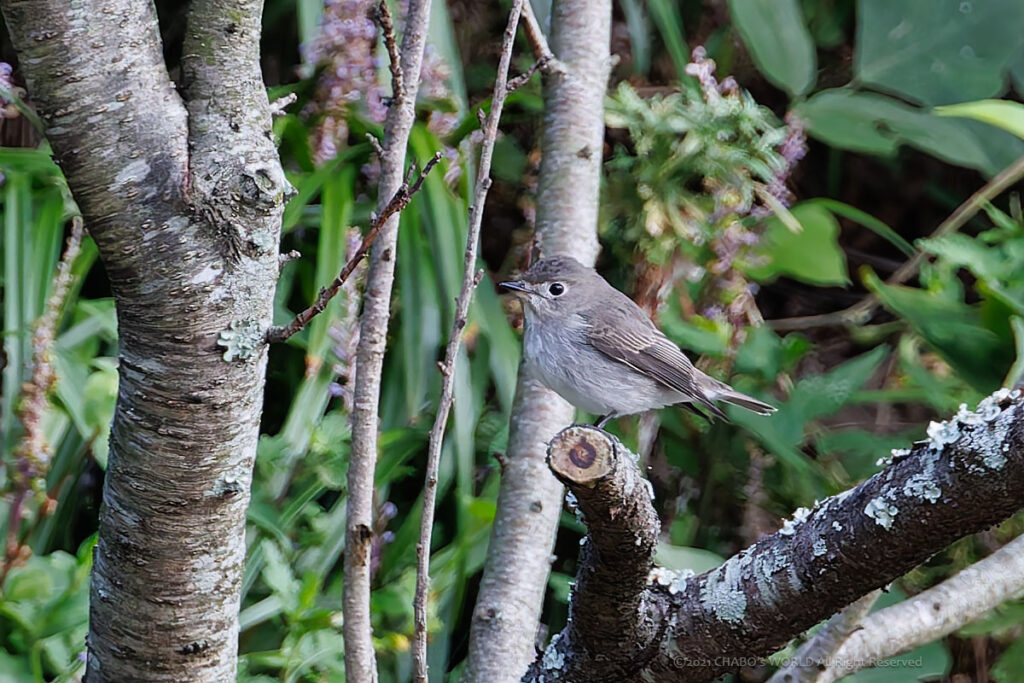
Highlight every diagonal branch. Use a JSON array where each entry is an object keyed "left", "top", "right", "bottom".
[
  {"left": 412, "top": 2, "right": 527, "bottom": 679},
  {"left": 819, "top": 533, "right": 1024, "bottom": 681},
  {"left": 525, "top": 389, "right": 1024, "bottom": 682},
  {"left": 266, "top": 154, "right": 441, "bottom": 344}
]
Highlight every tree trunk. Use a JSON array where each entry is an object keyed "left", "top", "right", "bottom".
[{"left": 0, "top": 0, "right": 288, "bottom": 679}]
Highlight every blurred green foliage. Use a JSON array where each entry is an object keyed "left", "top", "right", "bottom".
[{"left": 2, "top": 0, "right": 1024, "bottom": 681}]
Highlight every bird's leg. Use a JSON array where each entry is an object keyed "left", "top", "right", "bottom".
[{"left": 594, "top": 413, "right": 616, "bottom": 429}]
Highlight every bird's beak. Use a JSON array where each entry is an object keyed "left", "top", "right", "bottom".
[{"left": 499, "top": 280, "right": 532, "bottom": 297}]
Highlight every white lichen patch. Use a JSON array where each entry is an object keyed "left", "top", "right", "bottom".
[
  {"left": 649, "top": 566, "right": 694, "bottom": 595},
  {"left": 812, "top": 538, "right": 827, "bottom": 557},
  {"left": 541, "top": 633, "right": 565, "bottom": 670},
  {"left": 751, "top": 546, "right": 799, "bottom": 608},
  {"left": 864, "top": 497, "right": 898, "bottom": 530},
  {"left": 217, "top": 318, "right": 263, "bottom": 362},
  {"left": 700, "top": 559, "right": 746, "bottom": 623},
  {"left": 903, "top": 474, "right": 941, "bottom": 503},
  {"left": 779, "top": 506, "right": 811, "bottom": 536},
  {"left": 927, "top": 420, "right": 960, "bottom": 448},
  {"left": 190, "top": 264, "right": 221, "bottom": 285},
  {"left": 832, "top": 520, "right": 843, "bottom": 532}
]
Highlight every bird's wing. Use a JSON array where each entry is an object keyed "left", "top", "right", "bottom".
[{"left": 583, "top": 303, "right": 726, "bottom": 420}]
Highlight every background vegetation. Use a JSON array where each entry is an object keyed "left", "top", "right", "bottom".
[{"left": 2, "top": 0, "right": 1024, "bottom": 680}]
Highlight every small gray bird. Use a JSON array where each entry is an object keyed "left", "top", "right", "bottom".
[{"left": 500, "top": 255, "right": 776, "bottom": 427}]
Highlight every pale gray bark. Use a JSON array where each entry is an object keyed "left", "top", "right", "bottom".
[
  {"left": 344, "top": 1, "right": 434, "bottom": 680},
  {"left": 463, "top": 2, "right": 611, "bottom": 679},
  {"left": 413, "top": 1, "right": 524, "bottom": 680},
  {"left": 525, "top": 390, "right": 1024, "bottom": 682},
  {"left": 819, "top": 533, "right": 1024, "bottom": 681},
  {"left": 1, "top": 0, "right": 288, "bottom": 680}
]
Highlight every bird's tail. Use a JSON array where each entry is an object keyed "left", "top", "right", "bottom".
[{"left": 699, "top": 376, "right": 777, "bottom": 416}]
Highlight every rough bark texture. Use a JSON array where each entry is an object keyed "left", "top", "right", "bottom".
[
  {"left": 525, "top": 390, "right": 1024, "bottom": 682},
  {"left": 463, "top": 1, "right": 610, "bottom": 680},
  {"left": 344, "top": 1, "right": 434, "bottom": 680},
  {"left": 1, "top": 0, "right": 287, "bottom": 680},
  {"left": 532, "top": 426, "right": 662, "bottom": 681}
]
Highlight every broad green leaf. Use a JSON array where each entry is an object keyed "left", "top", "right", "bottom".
[
  {"left": 935, "top": 99, "right": 1024, "bottom": 140},
  {"left": 729, "top": 0, "right": 816, "bottom": 95},
  {"left": 748, "top": 203, "right": 849, "bottom": 286},
  {"left": 806, "top": 198, "right": 914, "bottom": 256},
  {"left": 993, "top": 638, "right": 1024, "bottom": 683},
  {"left": 796, "top": 89, "right": 1011, "bottom": 174},
  {"left": 855, "top": 0, "right": 1024, "bottom": 106},
  {"left": 865, "top": 271, "right": 1012, "bottom": 390}
]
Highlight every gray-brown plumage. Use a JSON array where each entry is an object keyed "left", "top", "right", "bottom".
[{"left": 500, "top": 255, "right": 775, "bottom": 427}]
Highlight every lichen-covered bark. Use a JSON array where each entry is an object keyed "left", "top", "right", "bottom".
[
  {"left": 0, "top": 0, "right": 288, "bottom": 680},
  {"left": 526, "top": 390, "right": 1024, "bottom": 682},
  {"left": 464, "top": 1, "right": 611, "bottom": 680},
  {"left": 522, "top": 426, "right": 662, "bottom": 682}
]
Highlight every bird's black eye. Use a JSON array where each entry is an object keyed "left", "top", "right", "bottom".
[{"left": 549, "top": 282, "right": 565, "bottom": 296}]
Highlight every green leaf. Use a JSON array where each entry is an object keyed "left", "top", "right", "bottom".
[
  {"left": 806, "top": 198, "right": 914, "bottom": 257},
  {"left": 655, "top": 543, "right": 725, "bottom": 575},
  {"left": 260, "top": 540, "right": 300, "bottom": 615},
  {"left": 855, "top": 0, "right": 1024, "bottom": 106},
  {"left": 729, "top": 0, "right": 816, "bottom": 95},
  {"left": 865, "top": 270, "right": 1012, "bottom": 391},
  {"left": 796, "top": 89, "right": 1012, "bottom": 175},
  {"left": 648, "top": 0, "right": 689, "bottom": 80},
  {"left": 993, "top": 637, "right": 1024, "bottom": 683},
  {"left": 935, "top": 99, "right": 1024, "bottom": 140},
  {"left": 748, "top": 203, "right": 849, "bottom": 286}
]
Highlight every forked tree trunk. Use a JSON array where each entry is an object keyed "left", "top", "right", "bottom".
[{"left": 0, "top": 0, "right": 288, "bottom": 679}]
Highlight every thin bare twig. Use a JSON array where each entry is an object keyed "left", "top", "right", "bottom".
[
  {"left": 411, "top": 2, "right": 526, "bottom": 681},
  {"left": 506, "top": 57, "right": 549, "bottom": 92},
  {"left": 266, "top": 154, "right": 441, "bottom": 344},
  {"left": 771, "top": 154, "right": 1024, "bottom": 332},
  {"left": 520, "top": 0, "right": 555, "bottom": 69},
  {"left": 345, "top": 0, "right": 436, "bottom": 678},
  {"left": 375, "top": 0, "right": 403, "bottom": 102},
  {"left": 365, "top": 132, "right": 386, "bottom": 159}
]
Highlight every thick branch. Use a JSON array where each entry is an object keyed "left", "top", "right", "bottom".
[
  {"left": 820, "top": 533, "right": 1024, "bottom": 681},
  {"left": 344, "top": 0, "right": 435, "bottom": 680},
  {"left": 463, "top": 1, "right": 611, "bottom": 680},
  {"left": 526, "top": 389, "right": 1024, "bottom": 682},
  {"left": 535, "top": 426, "right": 662, "bottom": 679},
  {"left": 412, "top": 2, "right": 524, "bottom": 680},
  {"left": 182, "top": 0, "right": 293, "bottom": 262}
]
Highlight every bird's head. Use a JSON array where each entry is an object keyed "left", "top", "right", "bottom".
[{"left": 499, "top": 255, "right": 600, "bottom": 321}]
